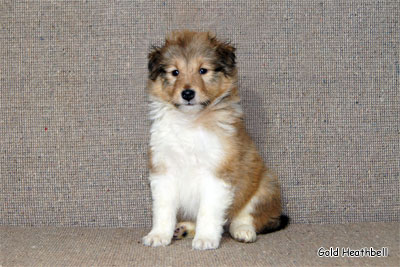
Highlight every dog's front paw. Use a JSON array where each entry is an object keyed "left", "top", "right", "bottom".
[
  {"left": 192, "top": 237, "right": 220, "bottom": 250},
  {"left": 142, "top": 232, "right": 172, "bottom": 247}
]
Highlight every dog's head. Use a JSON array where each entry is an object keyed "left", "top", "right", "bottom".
[{"left": 147, "top": 31, "right": 237, "bottom": 113}]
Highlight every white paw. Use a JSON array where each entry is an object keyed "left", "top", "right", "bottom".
[
  {"left": 192, "top": 237, "right": 220, "bottom": 250},
  {"left": 142, "top": 232, "right": 172, "bottom": 247},
  {"left": 231, "top": 225, "right": 257, "bottom": 243}
]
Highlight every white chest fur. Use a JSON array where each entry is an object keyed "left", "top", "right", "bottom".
[
  {"left": 149, "top": 102, "right": 230, "bottom": 219},
  {"left": 150, "top": 104, "right": 224, "bottom": 175}
]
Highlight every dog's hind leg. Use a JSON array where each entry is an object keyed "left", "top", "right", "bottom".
[
  {"left": 173, "top": 222, "right": 196, "bottom": 240},
  {"left": 230, "top": 170, "right": 285, "bottom": 243}
]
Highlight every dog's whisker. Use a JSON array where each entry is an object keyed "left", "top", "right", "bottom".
[{"left": 200, "top": 100, "right": 211, "bottom": 107}]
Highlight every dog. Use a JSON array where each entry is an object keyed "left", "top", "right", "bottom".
[{"left": 142, "top": 31, "right": 288, "bottom": 250}]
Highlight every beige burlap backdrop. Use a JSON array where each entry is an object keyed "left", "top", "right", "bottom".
[{"left": 1, "top": 0, "right": 398, "bottom": 227}]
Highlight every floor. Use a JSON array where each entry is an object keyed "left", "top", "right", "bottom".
[{"left": 1, "top": 222, "right": 399, "bottom": 266}]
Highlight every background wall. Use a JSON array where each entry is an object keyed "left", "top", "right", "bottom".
[{"left": 1, "top": 0, "right": 398, "bottom": 227}]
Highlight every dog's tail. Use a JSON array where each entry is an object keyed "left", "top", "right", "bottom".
[{"left": 257, "top": 215, "right": 290, "bottom": 235}]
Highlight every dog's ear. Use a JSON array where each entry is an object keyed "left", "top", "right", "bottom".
[
  {"left": 211, "top": 38, "right": 236, "bottom": 77},
  {"left": 148, "top": 46, "right": 164, "bottom": 81}
]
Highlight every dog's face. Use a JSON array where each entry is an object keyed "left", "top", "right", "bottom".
[{"left": 148, "top": 31, "right": 237, "bottom": 113}]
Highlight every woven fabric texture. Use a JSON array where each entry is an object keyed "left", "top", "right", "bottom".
[
  {"left": 0, "top": 0, "right": 399, "bottom": 227},
  {"left": 2, "top": 223, "right": 399, "bottom": 266}
]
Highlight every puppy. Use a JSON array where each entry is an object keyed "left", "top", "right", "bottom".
[{"left": 142, "top": 31, "right": 288, "bottom": 250}]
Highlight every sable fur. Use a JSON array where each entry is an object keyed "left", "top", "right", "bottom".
[{"left": 143, "top": 31, "right": 288, "bottom": 250}]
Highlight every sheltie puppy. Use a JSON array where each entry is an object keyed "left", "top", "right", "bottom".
[{"left": 142, "top": 31, "right": 288, "bottom": 250}]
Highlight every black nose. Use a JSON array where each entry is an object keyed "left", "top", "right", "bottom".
[{"left": 181, "top": 89, "right": 195, "bottom": 101}]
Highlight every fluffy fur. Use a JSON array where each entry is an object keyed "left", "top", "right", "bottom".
[{"left": 142, "top": 31, "right": 288, "bottom": 250}]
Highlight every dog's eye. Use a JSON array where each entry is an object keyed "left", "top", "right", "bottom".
[
  {"left": 199, "top": 68, "right": 208, "bottom": 75},
  {"left": 171, "top": 70, "right": 179, "bottom": 76}
]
